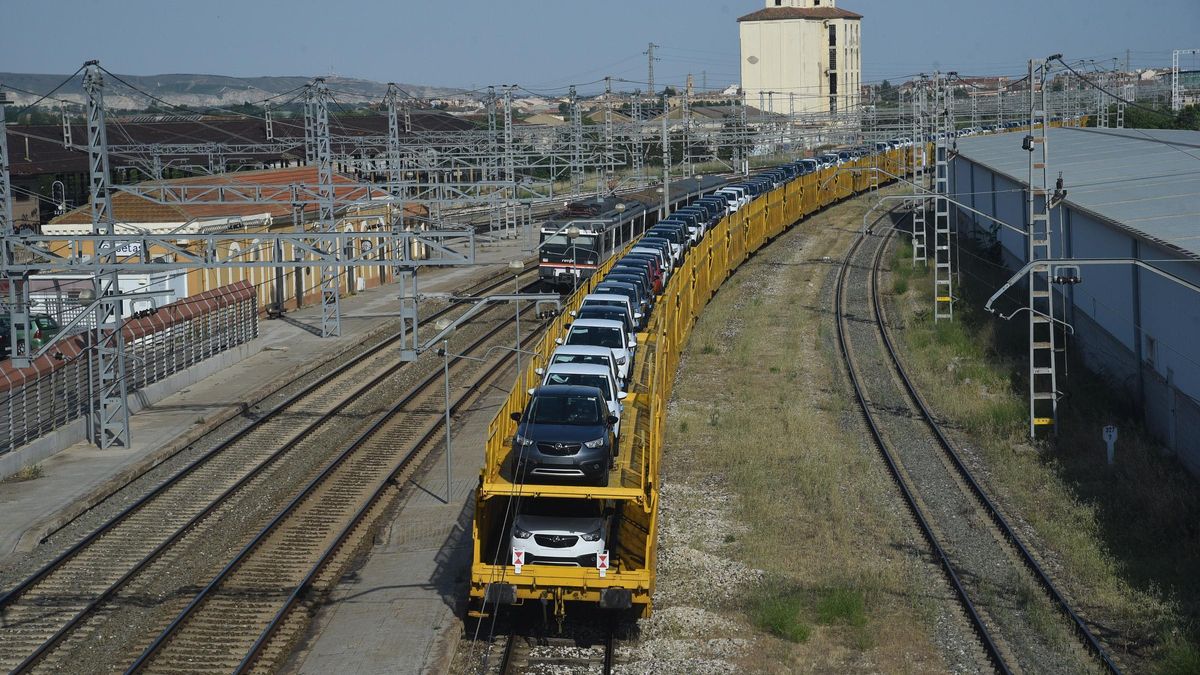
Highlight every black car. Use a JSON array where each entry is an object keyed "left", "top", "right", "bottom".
[{"left": 511, "top": 385, "right": 619, "bottom": 486}]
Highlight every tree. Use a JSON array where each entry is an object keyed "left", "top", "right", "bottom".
[{"left": 662, "top": 86, "right": 677, "bottom": 97}]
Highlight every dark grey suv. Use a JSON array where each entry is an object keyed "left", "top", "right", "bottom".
[{"left": 510, "top": 385, "right": 618, "bottom": 487}]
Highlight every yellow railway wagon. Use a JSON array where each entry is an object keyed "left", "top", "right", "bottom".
[{"left": 470, "top": 149, "right": 911, "bottom": 621}]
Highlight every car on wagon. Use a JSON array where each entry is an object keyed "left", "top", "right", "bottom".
[{"left": 510, "top": 384, "right": 619, "bottom": 486}]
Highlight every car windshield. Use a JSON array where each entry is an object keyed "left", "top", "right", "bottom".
[
  {"left": 526, "top": 393, "right": 604, "bottom": 426},
  {"left": 520, "top": 497, "right": 601, "bottom": 518},
  {"left": 551, "top": 353, "right": 610, "bottom": 370},
  {"left": 545, "top": 372, "right": 611, "bottom": 398},
  {"left": 33, "top": 317, "right": 58, "bottom": 330},
  {"left": 578, "top": 309, "right": 628, "bottom": 331},
  {"left": 540, "top": 233, "right": 597, "bottom": 256},
  {"left": 566, "top": 326, "right": 624, "bottom": 349}
]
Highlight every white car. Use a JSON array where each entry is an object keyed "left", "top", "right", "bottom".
[
  {"left": 715, "top": 186, "right": 750, "bottom": 211},
  {"left": 557, "top": 318, "right": 636, "bottom": 381},
  {"left": 540, "top": 362, "right": 626, "bottom": 437},
  {"left": 546, "top": 345, "right": 624, "bottom": 389},
  {"left": 578, "top": 293, "right": 640, "bottom": 335},
  {"left": 510, "top": 498, "right": 609, "bottom": 568}
]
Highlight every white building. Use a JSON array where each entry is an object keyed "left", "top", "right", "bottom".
[{"left": 739, "top": 0, "right": 862, "bottom": 117}]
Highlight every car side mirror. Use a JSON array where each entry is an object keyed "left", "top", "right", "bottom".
[
  {"left": 527, "top": 388, "right": 536, "bottom": 396},
  {"left": 554, "top": 337, "right": 563, "bottom": 345},
  {"left": 534, "top": 367, "right": 545, "bottom": 376},
  {"left": 634, "top": 312, "right": 643, "bottom": 320},
  {"left": 606, "top": 415, "right": 619, "bottom": 426},
  {"left": 617, "top": 391, "right": 628, "bottom": 400},
  {"left": 569, "top": 310, "right": 577, "bottom": 318},
  {"left": 510, "top": 411, "right": 522, "bottom": 422},
  {"left": 628, "top": 339, "right": 638, "bottom": 349},
  {"left": 564, "top": 323, "right": 572, "bottom": 330}
]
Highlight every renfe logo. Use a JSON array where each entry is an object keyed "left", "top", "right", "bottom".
[{"left": 512, "top": 549, "right": 525, "bottom": 574}]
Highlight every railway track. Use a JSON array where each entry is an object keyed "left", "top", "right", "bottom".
[
  {"left": 0, "top": 263, "right": 543, "bottom": 674},
  {"left": 834, "top": 217, "right": 1121, "bottom": 674},
  {"left": 489, "top": 621, "right": 616, "bottom": 675},
  {"left": 124, "top": 296, "right": 543, "bottom": 674}
]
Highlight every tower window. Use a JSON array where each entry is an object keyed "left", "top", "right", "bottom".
[{"left": 828, "top": 25, "right": 837, "bottom": 47}]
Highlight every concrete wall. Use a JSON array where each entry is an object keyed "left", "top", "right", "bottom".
[
  {"left": 952, "top": 155, "right": 1200, "bottom": 476},
  {"left": 740, "top": 17, "right": 861, "bottom": 115}
]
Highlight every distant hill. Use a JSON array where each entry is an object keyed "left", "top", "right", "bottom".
[{"left": 0, "top": 71, "right": 467, "bottom": 110}]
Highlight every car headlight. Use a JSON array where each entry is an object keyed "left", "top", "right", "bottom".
[
  {"left": 583, "top": 436, "right": 606, "bottom": 449},
  {"left": 514, "top": 433, "right": 534, "bottom": 447},
  {"left": 580, "top": 527, "right": 603, "bottom": 542},
  {"left": 513, "top": 524, "right": 532, "bottom": 539},
  {"left": 616, "top": 356, "right": 627, "bottom": 365}
]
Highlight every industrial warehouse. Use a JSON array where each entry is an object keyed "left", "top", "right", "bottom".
[{"left": 1, "top": 0, "right": 1198, "bottom": 673}]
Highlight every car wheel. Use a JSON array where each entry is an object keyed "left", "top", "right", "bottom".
[{"left": 597, "top": 469, "right": 610, "bottom": 487}]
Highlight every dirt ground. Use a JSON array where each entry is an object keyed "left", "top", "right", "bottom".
[{"left": 619, "top": 190, "right": 980, "bottom": 674}]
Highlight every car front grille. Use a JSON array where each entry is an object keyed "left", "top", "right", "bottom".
[
  {"left": 534, "top": 534, "right": 579, "bottom": 548},
  {"left": 537, "top": 442, "right": 581, "bottom": 456}
]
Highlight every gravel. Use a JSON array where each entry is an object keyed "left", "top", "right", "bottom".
[{"left": 840, "top": 229, "right": 1096, "bottom": 674}]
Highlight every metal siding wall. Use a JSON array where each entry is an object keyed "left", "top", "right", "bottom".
[
  {"left": 992, "top": 174, "right": 1026, "bottom": 267},
  {"left": 1136, "top": 239, "right": 1200, "bottom": 408},
  {"left": 1069, "top": 211, "right": 1137, "bottom": 350}
]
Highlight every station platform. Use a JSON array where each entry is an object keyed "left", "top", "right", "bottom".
[{"left": 0, "top": 235, "right": 531, "bottom": 559}]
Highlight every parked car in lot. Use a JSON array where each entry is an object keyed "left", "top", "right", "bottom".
[
  {"left": 510, "top": 385, "right": 618, "bottom": 486},
  {"left": 509, "top": 497, "right": 611, "bottom": 567},
  {"left": 0, "top": 314, "right": 62, "bottom": 358}
]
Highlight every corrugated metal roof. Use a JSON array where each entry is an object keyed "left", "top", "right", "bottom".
[{"left": 956, "top": 127, "right": 1200, "bottom": 259}]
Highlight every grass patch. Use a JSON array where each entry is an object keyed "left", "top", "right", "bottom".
[
  {"left": 1159, "top": 638, "right": 1200, "bottom": 675},
  {"left": 700, "top": 343, "right": 716, "bottom": 355},
  {"left": 750, "top": 588, "right": 812, "bottom": 643},
  {"left": 816, "top": 587, "right": 868, "bottom": 627},
  {"left": 3, "top": 463, "right": 44, "bottom": 483}
]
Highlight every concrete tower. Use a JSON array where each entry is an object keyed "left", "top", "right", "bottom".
[{"left": 739, "top": 0, "right": 862, "bottom": 117}]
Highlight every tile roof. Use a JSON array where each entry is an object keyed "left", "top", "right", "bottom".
[
  {"left": 738, "top": 6, "right": 862, "bottom": 21},
  {"left": 6, "top": 111, "right": 475, "bottom": 177},
  {"left": 49, "top": 166, "right": 398, "bottom": 227},
  {"left": 956, "top": 127, "right": 1200, "bottom": 260}
]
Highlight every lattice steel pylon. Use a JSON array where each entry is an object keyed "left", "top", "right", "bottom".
[
  {"left": 603, "top": 77, "right": 615, "bottom": 192},
  {"left": 630, "top": 91, "right": 644, "bottom": 186},
  {"left": 503, "top": 86, "right": 517, "bottom": 234},
  {"left": 1026, "top": 58, "right": 1059, "bottom": 436},
  {"left": 910, "top": 77, "right": 928, "bottom": 266},
  {"left": 681, "top": 84, "right": 693, "bottom": 178},
  {"left": 1, "top": 91, "right": 21, "bottom": 363},
  {"left": 1171, "top": 50, "right": 1199, "bottom": 112},
  {"left": 1117, "top": 81, "right": 1131, "bottom": 129},
  {"left": 569, "top": 85, "right": 584, "bottom": 196},
  {"left": 83, "top": 62, "right": 131, "bottom": 448},
  {"left": 932, "top": 73, "right": 953, "bottom": 322},
  {"left": 309, "top": 79, "right": 342, "bottom": 338},
  {"left": 486, "top": 85, "right": 498, "bottom": 182}
]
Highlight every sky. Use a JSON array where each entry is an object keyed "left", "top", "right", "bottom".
[{"left": 2, "top": 0, "right": 1198, "bottom": 95}]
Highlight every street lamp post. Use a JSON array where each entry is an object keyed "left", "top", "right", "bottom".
[
  {"left": 509, "top": 259, "right": 524, "bottom": 385},
  {"left": 436, "top": 317, "right": 455, "bottom": 503},
  {"left": 567, "top": 225, "right": 582, "bottom": 295},
  {"left": 433, "top": 322, "right": 543, "bottom": 503}
]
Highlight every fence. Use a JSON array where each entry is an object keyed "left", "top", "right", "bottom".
[{"left": 0, "top": 281, "right": 258, "bottom": 455}]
